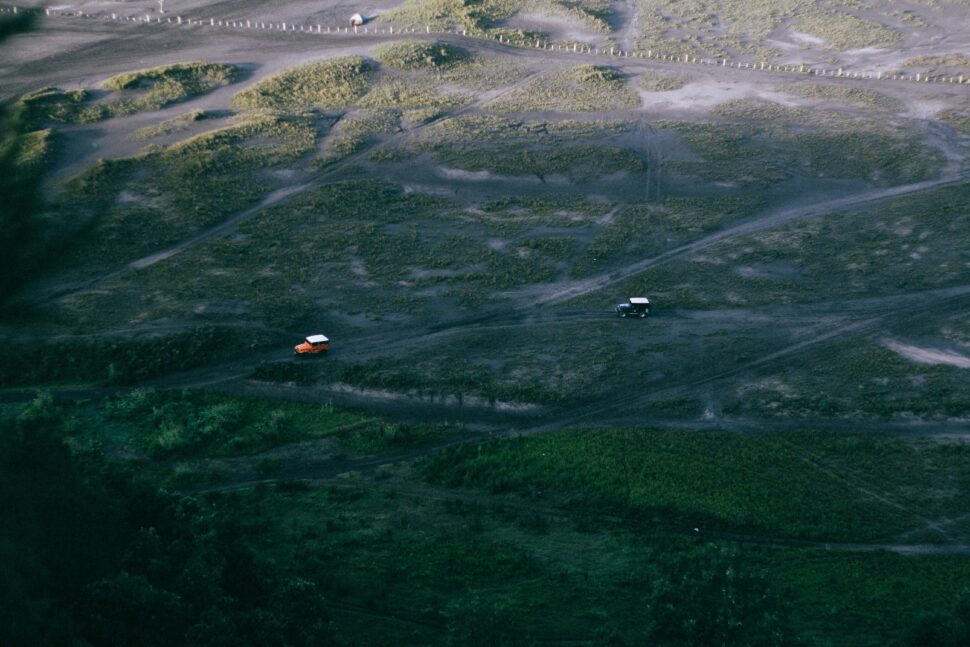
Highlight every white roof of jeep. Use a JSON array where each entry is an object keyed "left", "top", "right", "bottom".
[
  {"left": 307, "top": 334, "right": 329, "bottom": 343},
  {"left": 630, "top": 297, "right": 650, "bottom": 304}
]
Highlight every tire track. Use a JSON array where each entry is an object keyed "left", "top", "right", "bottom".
[
  {"left": 34, "top": 70, "right": 544, "bottom": 305},
  {"left": 521, "top": 172, "right": 970, "bottom": 307}
]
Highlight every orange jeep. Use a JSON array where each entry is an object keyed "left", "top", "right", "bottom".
[{"left": 294, "top": 334, "right": 330, "bottom": 355}]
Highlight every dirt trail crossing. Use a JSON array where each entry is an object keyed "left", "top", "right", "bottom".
[
  {"left": 522, "top": 171, "right": 970, "bottom": 307},
  {"left": 33, "top": 71, "right": 543, "bottom": 305}
]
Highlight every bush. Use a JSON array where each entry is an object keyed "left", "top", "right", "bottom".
[
  {"left": 16, "top": 62, "right": 238, "bottom": 128},
  {"left": 232, "top": 57, "right": 374, "bottom": 111},
  {"left": 0, "top": 327, "right": 275, "bottom": 388},
  {"left": 374, "top": 40, "right": 469, "bottom": 70}
]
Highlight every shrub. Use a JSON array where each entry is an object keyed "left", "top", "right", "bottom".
[
  {"left": 373, "top": 41, "right": 469, "bottom": 70},
  {"left": 232, "top": 57, "right": 374, "bottom": 111}
]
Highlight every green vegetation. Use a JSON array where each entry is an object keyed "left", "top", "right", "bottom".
[
  {"left": 606, "top": 180, "right": 970, "bottom": 313},
  {"left": 0, "top": 403, "right": 798, "bottom": 646},
  {"left": 372, "top": 43, "right": 531, "bottom": 92},
  {"left": 779, "top": 82, "right": 902, "bottom": 111},
  {"left": 900, "top": 52, "right": 970, "bottom": 76},
  {"left": 373, "top": 40, "right": 469, "bottom": 70},
  {"left": 7, "top": 13, "right": 970, "bottom": 647},
  {"left": 723, "top": 336, "right": 970, "bottom": 421},
  {"left": 99, "top": 388, "right": 450, "bottom": 458},
  {"left": 0, "top": 327, "right": 279, "bottom": 387},
  {"left": 0, "top": 401, "right": 345, "bottom": 645},
  {"left": 426, "top": 142, "right": 644, "bottom": 179},
  {"left": 133, "top": 109, "right": 212, "bottom": 140},
  {"left": 662, "top": 99, "right": 943, "bottom": 186},
  {"left": 101, "top": 61, "right": 239, "bottom": 110},
  {"left": 2, "top": 386, "right": 969, "bottom": 647},
  {"left": 529, "top": 0, "right": 613, "bottom": 33},
  {"left": 634, "top": 0, "right": 904, "bottom": 61},
  {"left": 59, "top": 113, "right": 317, "bottom": 273},
  {"left": 382, "top": 0, "right": 523, "bottom": 31},
  {"left": 14, "top": 86, "right": 103, "bottom": 126},
  {"left": 0, "top": 12, "right": 46, "bottom": 305},
  {"left": 424, "top": 55, "right": 532, "bottom": 90},
  {"left": 638, "top": 71, "right": 687, "bottom": 92},
  {"left": 1, "top": 127, "right": 55, "bottom": 179},
  {"left": 409, "top": 115, "right": 642, "bottom": 180},
  {"left": 16, "top": 62, "right": 238, "bottom": 127},
  {"left": 232, "top": 56, "right": 374, "bottom": 111},
  {"left": 113, "top": 180, "right": 460, "bottom": 327},
  {"left": 488, "top": 65, "right": 639, "bottom": 112},
  {"left": 358, "top": 79, "right": 470, "bottom": 111},
  {"left": 421, "top": 427, "right": 970, "bottom": 543},
  {"left": 318, "top": 108, "right": 401, "bottom": 164},
  {"left": 795, "top": 12, "right": 900, "bottom": 50},
  {"left": 570, "top": 196, "right": 764, "bottom": 275},
  {"left": 939, "top": 100, "right": 970, "bottom": 135}
]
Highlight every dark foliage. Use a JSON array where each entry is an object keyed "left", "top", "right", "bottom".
[
  {"left": 905, "top": 588, "right": 970, "bottom": 647},
  {"left": 646, "top": 545, "right": 794, "bottom": 646},
  {"left": 0, "top": 12, "right": 41, "bottom": 305},
  {"left": 0, "top": 327, "right": 274, "bottom": 387},
  {"left": 0, "top": 400, "right": 336, "bottom": 646}
]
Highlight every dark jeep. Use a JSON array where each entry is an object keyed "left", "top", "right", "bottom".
[{"left": 615, "top": 297, "right": 651, "bottom": 318}]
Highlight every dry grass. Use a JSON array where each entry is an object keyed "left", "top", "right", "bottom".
[
  {"left": 778, "top": 83, "right": 901, "bottom": 112},
  {"left": 487, "top": 65, "right": 639, "bottom": 112},
  {"left": 16, "top": 62, "right": 238, "bottom": 128},
  {"left": 232, "top": 57, "right": 374, "bottom": 111},
  {"left": 373, "top": 40, "right": 470, "bottom": 70}
]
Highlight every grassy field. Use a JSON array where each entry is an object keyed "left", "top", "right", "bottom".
[
  {"left": 56, "top": 113, "right": 318, "bottom": 275},
  {"left": 381, "top": 0, "right": 524, "bottom": 32},
  {"left": 232, "top": 57, "right": 374, "bottom": 111},
  {"left": 939, "top": 99, "right": 970, "bottom": 135},
  {"left": 662, "top": 99, "right": 943, "bottom": 187},
  {"left": 83, "top": 389, "right": 453, "bottom": 461},
  {"left": 722, "top": 335, "right": 970, "bottom": 422},
  {"left": 487, "top": 65, "right": 640, "bottom": 112},
  {"left": 638, "top": 71, "right": 687, "bottom": 92},
  {"left": 599, "top": 180, "right": 970, "bottom": 312},
  {"left": 133, "top": 109, "right": 212, "bottom": 140},
  {"left": 0, "top": 327, "right": 280, "bottom": 388},
  {"left": 16, "top": 62, "right": 238, "bottom": 127},
  {"left": 795, "top": 11, "right": 900, "bottom": 51},
  {"left": 633, "top": 0, "right": 906, "bottom": 61},
  {"left": 420, "top": 427, "right": 970, "bottom": 543},
  {"left": 900, "top": 52, "right": 970, "bottom": 77},
  {"left": 373, "top": 40, "right": 471, "bottom": 70},
  {"left": 2, "top": 127, "right": 56, "bottom": 179},
  {"left": 7, "top": 14, "right": 970, "bottom": 647},
  {"left": 777, "top": 83, "right": 902, "bottom": 112},
  {"left": 7, "top": 394, "right": 969, "bottom": 646},
  {"left": 189, "top": 471, "right": 970, "bottom": 645},
  {"left": 405, "top": 114, "right": 643, "bottom": 179}
]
